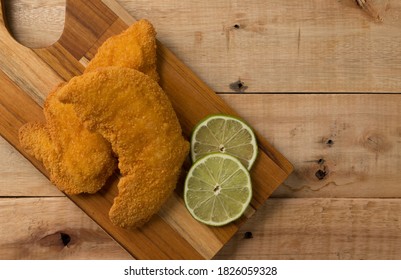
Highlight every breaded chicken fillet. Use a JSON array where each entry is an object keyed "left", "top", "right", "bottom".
[
  {"left": 59, "top": 67, "right": 189, "bottom": 228},
  {"left": 85, "top": 19, "right": 159, "bottom": 82},
  {"left": 19, "top": 84, "right": 117, "bottom": 194},
  {"left": 19, "top": 19, "right": 158, "bottom": 195}
]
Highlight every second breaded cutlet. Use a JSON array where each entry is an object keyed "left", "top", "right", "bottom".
[
  {"left": 19, "top": 19, "right": 159, "bottom": 195},
  {"left": 59, "top": 67, "right": 189, "bottom": 228}
]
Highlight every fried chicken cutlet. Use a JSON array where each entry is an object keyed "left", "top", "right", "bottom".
[
  {"left": 59, "top": 67, "right": 189, "bottom": 228},
  {"left": 19, "top": 84, "right": 116, "bottom": 194},
  {"left": 85, "top": 19, "right": 159, "bottom": 82},
  {"left": 19, "top": 19, "right": 158, "bottom": 195}
]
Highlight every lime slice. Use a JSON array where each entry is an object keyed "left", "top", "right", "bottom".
[
  {"left": 184, "top": 153, "right": 252, "bottom": 226},
  {"left": 191, "top": 114, "right": 258, "bottom": 170}
]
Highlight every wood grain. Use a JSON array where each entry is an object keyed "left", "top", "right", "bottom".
[
  {"left": 1, "top": 0, "right": 401, "bottom": 260},
  {"left": 2, "top": 91, "right": 400, "bottom": 259},
  {"left": 118, "top": 0, "right": 401, "bottom": 93},
  {"left": 0, "top": 0, "right": 292, "bottom": 259},
  {"left": 3, "top": 94, "right": 399, "bottom": 200},
  {"left": 5, "top": 0, "right": 401, "bottom": 93},
  {"left": 0, "top": 197, "right": 133, "bottom": 260},
  {"left": 1, "top": 0, "right": 65, "bottom": 48},
  {"left": 219, "top": 94, "right": 401, "bottom": 199},
  {"left": 216, "top": 197, "right": 401, "bottom": 260},
  {"left": 0, "top": 137, "right": 59, "bottom": 197},
  {"left": 0, "top": 24, "right": 63, "bottom": 106}
]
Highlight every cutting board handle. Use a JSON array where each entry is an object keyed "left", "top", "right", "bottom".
[
  {"left": 0, "top": 0, "right": 126, "bottom": 59},
  {"left": 0, "top": 1, "right": 10, "bottom": 30},
  {"left": 61, "top": 0, "right": 128, "bottom": 60}
]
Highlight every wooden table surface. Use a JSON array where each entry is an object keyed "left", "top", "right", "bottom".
[{"left": 1, "top": 0, "right": 401, "bottom": 260}]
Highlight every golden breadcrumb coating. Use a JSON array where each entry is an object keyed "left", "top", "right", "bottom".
[
  {"left": 59, "top": 67, "right": 189, "bottom": 228},
  {"left": 19, "top": 84, "right": 116, "bottom": 194},
  {"left": 85, "top": 19, "right": 159, "bottom": 82},
  {"left": 19, "top": 19, "right": 159, "bottom": 195}
]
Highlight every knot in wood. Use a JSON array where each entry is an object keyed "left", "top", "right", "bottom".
[{"left": 229, "top": 79, "right": 248, "bottom": 93}]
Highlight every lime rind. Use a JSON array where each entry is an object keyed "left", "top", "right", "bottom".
[
  {"left": 184, "top": 153, "right": 252, "bottom": 226},
  {"left": 190, "top": 114, "right": 258, "bottom": 170}
]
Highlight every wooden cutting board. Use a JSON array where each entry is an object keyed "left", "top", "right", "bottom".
[{"left": 0, "top": 0, "right": 293, "bottom": 259}]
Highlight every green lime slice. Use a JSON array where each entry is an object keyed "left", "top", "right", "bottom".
[
  {"left": 184, "top": 153, "right": 252, "bottom": 226},
  {"left": 191, "top": 114, "right": 258, "bottom": 170}
]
